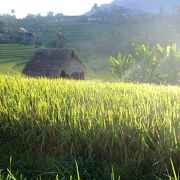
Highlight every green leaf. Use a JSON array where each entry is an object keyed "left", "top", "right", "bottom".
[
  {"left": 170, "top": 158, "right": 178, "bottom": 180},
  {"left": 166, "top": 46, "right": 171, "bottom": 57},
  {"left": 156, "top": 43, "right": 163, "bottom": 53},
  {"left": 172, "top": 43, "right": 177, "bottom": 52}
]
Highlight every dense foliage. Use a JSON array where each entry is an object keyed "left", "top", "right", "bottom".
[
  {"left": 109, "top": 43, "right": 180, "bottom": 85},
  {"left": 0, "top": 75, "right": 179, "bottom": 179}
]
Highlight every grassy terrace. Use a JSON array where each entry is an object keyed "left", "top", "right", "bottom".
[
  {"left": 0, "top": 44, "right": 36, "bottom": 74},
  {"left": 0, "top": 75, "right": 179, "bottom": 179},
  {"left": 0, "top": 43, "right": 112, "bottom": 80}
]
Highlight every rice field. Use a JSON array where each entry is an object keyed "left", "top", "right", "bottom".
[
  {"left": 0, "top": 44, "right": 36, "bottom": 74},
  {"left": 0, "top": 75, "right": 179, "bottom": 179}
]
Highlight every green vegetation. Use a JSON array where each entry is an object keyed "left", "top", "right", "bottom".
[
  {"left": 0, "top": 44, "right": 35, "bottom": 74},
  {"left": 0, "top": 6, "right": 180, "bottom": 180},
  {"left": 1, "top": 12, "right": 180, "bottom": 80},
  {"left": 109, "top": 43, "right": 180, "bottom": 85},
  {"left": 0, "top": 75, "right": 179, "bottom": 179},
  {"left": 0, "top": 44, "right": 112, "bottom": 80},
  {"left": 48, "top": 28, "right": 70, "bottom": 48}
]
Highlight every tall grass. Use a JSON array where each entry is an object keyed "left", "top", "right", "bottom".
[{"left": 0, "top": 75, "right": 179, "bottom": 179}]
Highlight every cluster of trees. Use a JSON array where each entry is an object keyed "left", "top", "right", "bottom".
[
  {"left": 0, "top": 13, "right": 16, "bottom": 43},
  {"left": 89, "top": 3, "right": 180, "bottom": 22},
  {"left": 1, "top": 5, "right": 180, "bottom": 48},
  {"left": 0, "top": 15, "right": 36, "bottom": 45},
  {"left": 109, "top": 43, "right": 180, "bottom": 85},
  {"left": 0, "top": 12, "right": 70, "bottom": 47},
  {"left": 89, "top": 4, "right": 131, "bottom": 21}
]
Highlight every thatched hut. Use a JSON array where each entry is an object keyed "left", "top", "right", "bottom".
[{"left": 23, "top": 48, "right": 87, "bottom": 79}]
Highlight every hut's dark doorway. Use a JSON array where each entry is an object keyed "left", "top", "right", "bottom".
[
  {"left": 60, "top": 70, "right": 84, "bottom": 80},
  {"left": 60, "top": 70, "right": 69, "bottom": 78}
]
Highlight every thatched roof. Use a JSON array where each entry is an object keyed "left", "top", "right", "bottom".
[{"left": 23, "top": 48, "right": 87, "bottom": 78}]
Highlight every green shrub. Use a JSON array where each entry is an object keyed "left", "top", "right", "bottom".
[{"left": 109, "top": 43, "right": 180, "bottom": 85}]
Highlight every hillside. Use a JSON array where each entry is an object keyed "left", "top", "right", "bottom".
[
  {"left": 1, "top": 15, "right": 180, "bottom": 80},
  {"left": 102, "top": 0, "right": 180, "bottom": 14},
  {"left": 0, "top": 44, "right": 35, "bottom": 74}
]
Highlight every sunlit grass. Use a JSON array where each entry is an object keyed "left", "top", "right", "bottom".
[
  {"left": 0, "top": 44, "right": 36, "bottom": 75},
  {"left": 0, "top": 75, "right": 179, "bottom": 179}
]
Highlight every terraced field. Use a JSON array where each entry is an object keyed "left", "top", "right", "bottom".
[
  {"left": 2, "top": 17, "right": 180, "bottom": 80},
  {"left": 0, "top": 44, "right": 113, "bottom": 80},
  {"left": 0, "top": 44, "right": 36, "bottom": 74}
]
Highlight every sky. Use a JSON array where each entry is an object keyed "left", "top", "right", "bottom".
[{"left": 0, "top": 0, "right": 113, "bottom": 18}]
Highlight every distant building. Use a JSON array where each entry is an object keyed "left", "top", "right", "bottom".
[
  {"left": 88, "top": 17, "right": 102, "bottom": 21},
  {"left": 60, "top": 15, "right": 87, "bottom": 22},
  {"left": 18, "top": 27, "right": 35, "bottom": 44}
]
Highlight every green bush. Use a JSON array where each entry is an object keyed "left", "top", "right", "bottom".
[{"left": 109, "top": 43, "right": 180, "bottom": 85}]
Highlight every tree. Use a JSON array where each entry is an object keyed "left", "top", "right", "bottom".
[
  {"left": 159, "top": 6, "right": 165, "bottom": 16},
  {"left": 10, "top": 9, "right": 16, "bottom": 28},
  {"left": 108, "top": 53, "right": 133, "bottom": 79},
  {"left": 11, "top": 9, "right": 15, "bottom": 16},
  {"left": 0, "top": 19, "right": 5, "bottom": 42},
  {"left": 46, "top": 11, "right": 54, "bottom": 18},
  {"left": 0, "top": 19, "right": 4, "bottom": 33},
  {"left": 91, "top": 3, "right": 98, "bottom": 12},
  {"left": 108, "top": 43, "right": 180, "bottom": 85},
  {"left": 48, "top": 28, "right": 70, "bottom": 48},
  {"left": 56, "top": 28, "right": 69, "bottom": 48},
  {"left": 55, "top": 13, "right": 63, "bottom": 21},
  {"left": 26, "top": 14, "right": 36, "bottom": 20}
]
